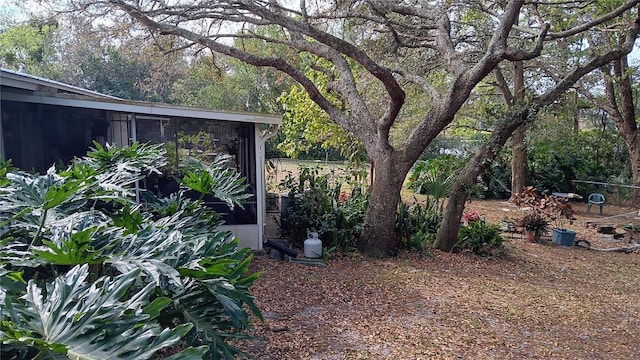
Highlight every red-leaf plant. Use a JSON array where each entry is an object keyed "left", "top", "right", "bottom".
[{"left": 511, "top": 186, "right": 576, "bottom": 230}]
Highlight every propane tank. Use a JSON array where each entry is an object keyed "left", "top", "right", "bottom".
[{"left": 304, "top": 232, "right": 322, "bottom": 258}]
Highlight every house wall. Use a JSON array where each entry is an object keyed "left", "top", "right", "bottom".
[{"left": 218, "top": 224, "right": 261, "bottom": 250}]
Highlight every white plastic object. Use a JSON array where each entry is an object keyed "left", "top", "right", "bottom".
[{"left": 304, "top": 232, "right": 322, "bottom": 258}]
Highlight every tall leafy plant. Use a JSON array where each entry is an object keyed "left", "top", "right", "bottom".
[
  {"left": 279, "top": 165, "right": 368, "bottom": 252},
  {"left": 395, "top": 198, "right": 442, "bottom": 254},
  {"left": 407, "top": 155, "right": 462, "bottom": 209},
  {"left": 0, "top": 143, "right": 261, "bottom": 359}
]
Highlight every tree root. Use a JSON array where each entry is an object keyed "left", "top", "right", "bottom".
[{"left": 575, "top": 239, "right": 640, "bottom": 253}]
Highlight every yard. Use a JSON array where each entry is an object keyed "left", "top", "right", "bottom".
[{"left": 240, "top": 199, "right": 640, "bottom": 359}]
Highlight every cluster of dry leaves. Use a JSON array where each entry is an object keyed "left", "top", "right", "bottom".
[{"left": 237, "top": 200, "right": 640, "bottom": 359}]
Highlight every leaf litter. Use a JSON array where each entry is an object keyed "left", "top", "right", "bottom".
[{"left": 237, "top": 200, "right": 640, "bottom": 359}]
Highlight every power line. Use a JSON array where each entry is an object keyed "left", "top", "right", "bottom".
[{"left": 572, "top": 180, "right": 640, "bottom": 190}]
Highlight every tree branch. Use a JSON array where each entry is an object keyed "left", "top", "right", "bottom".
[
  {"left": 545, "top": 0, "right": 639, "bottom": 40},
  {"left": 504, "top": 23, "right": 550, "bottom": 61},
  {"left": 537, "top": 18, "right": 640, "bottom": 107},
  {"left": 493, "top": 66, "right": 514, "bottom": 105}
]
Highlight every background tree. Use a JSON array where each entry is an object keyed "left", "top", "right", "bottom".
[
  {"left": 56, "top": 16, "right": 188, "bottom": 101},
  {"left": 494, "top": 61, "right": 529, "bottom": 198},
  {"left": 277, "top": 56, "right": 366, "bottom": 161},
  {"left": 0, "top": 17, "right": 60, "bottom": 76},
  {"left": 173, "top": 51, "right": 289, "bottom": 113},
  {"left": 0, "top": 10, "right": 189, "bottom": 102},
  {"left": 59, "top": 0, "right": 640, "bottom": 255},
  {"left": 578, "top": 52, "right": 640, "bottom": 205}
]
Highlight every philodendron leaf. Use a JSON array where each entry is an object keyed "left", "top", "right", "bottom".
[
  {"left": 34, "top": 226, "right": 105, "bottom": 265},
  {"left": 143, "top": 297, "right": 173, "bottom": 319},
  {"left": 164, "top": 346, "right": 210, "bottom": 360},
  {"left": 42, "top": 178, "right": 88, "bottom": 211},
  {"left": 179, "top": 156, "right": 251, "bottom": 209},
  {"left": 4, "top": 265, "right": 198, "bottom": 360},
  {"left": 0, "top": 268, "right": 26, "bottom": 305}
]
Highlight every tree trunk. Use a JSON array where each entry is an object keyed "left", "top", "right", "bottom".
[
  {"left": 434, "top": 175, "right": 470, "bottom": 252},
  {"left": 615, "top": 57, "right": 639, "bottom": 207},
  {"left": 358, "top": 152, "right": 409, "bottom": 257},
  {"left": 434, "top": 114, "right": 528, "bottom": 252},
  {"left": 510, "top": 60, "right": 527, "bottom": 198},
  {"left": 510, "top": 127, "right": 528, "bottom": 196},
  {"left": 607, "top": 56, "right": 640, "bottom": 206},
  {"left": 629, "top": 143, "right": 640, "bottom": 206}
]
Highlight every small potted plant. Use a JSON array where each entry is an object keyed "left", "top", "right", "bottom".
[
  {"left": 518, "top": 211, "right": 549, "bottom": 242},
  {"left": 511, "top": 187, "right": 578, "bottom": 246},
  {"left": 546, "top": 196, "right": 577, "bottom": 246},
  {"left": 511, "top": 186, "right": 549, "bottom": 242}
]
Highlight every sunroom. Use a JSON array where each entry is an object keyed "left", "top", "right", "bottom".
[{"left": 0, "top": 68, "right": 281, "bottom": 250}]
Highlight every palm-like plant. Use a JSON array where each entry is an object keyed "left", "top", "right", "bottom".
[
  {"left": 1, "top": 143, "right": 261, "bottom": 359},
  {"left": 407, "top": 160, "right": 457, "bottom": 213}
]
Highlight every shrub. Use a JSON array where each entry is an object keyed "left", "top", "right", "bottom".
[
  {"left": 0, "top": 143, "right": 261, "bottom": 359},
  {"left": 279, "top": 165, "right": 368, "bottom": 253},
  {"left": 478, "top": 128, "right": 630, "bottom": 198},
  {"left": 456, "top": 220, "right": 504, "bottom": 256},
  {"left": 528, "top": 129, "right": 629, "bottom": 193},
  {"left": 406, "top": 155, "right": 461, "bottom": 199},
  {"left": 395, "top": 198, "right": 442, "bottom": 254}
]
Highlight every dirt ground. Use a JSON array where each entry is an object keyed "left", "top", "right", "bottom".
[
  {"left": 240, "top": 200, "right": 640, "bottom": 359},
  {"left": 463, "top": 199, "right": 640, "bottom": 249}
]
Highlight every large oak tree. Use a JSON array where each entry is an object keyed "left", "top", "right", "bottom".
[{"left": 65, "top": 0, "right": 639, "bottom": 255}]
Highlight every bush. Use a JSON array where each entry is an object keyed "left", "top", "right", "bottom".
[
  {"left": 479, "top": 148, "right": 513, "bottom": 199},
  {"left": 279, "top": 165, "right": 368, "bottom": 253},
  {"left": 407, "top": 155, "right": 462, "bottom": 198},
  {"left": 0, "top": 143, "right": 261, "bottom": 359},
  {"left": 528, "top": 129, "right": 629, "bottom": 193},
  {"left": 395, "top": 198, "right": 442, "bottom": 254},
  {"left": 456, "top": 220, "right": 504, "bottom": 256},
  {"left": 477, "top": 128, "right": 630, "bottom": 198}
]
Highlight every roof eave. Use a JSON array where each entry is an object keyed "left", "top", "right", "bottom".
[{"left": 1, "top": 92, "right": 282, "bottom": 125}]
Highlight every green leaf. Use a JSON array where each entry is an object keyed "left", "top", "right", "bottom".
[
  {"left": 42, "top": 178, "right": 86, "bottom": 211},
  {"left": 4, "top": 265, "right": 190, "bottom": 359},
  {"left": 179, "top": 156, "right": 251, "bottom": 209},
  {"left": 214, "top": 293, "right": 245, "bottom": 328},
  {"left": 33, "top": 226, "right": 105, "bottom": 265},
  {"left": 111, "top": 204, "right": 146, "bottom": 235},
  {"left": 143, "top": 297, "right": 173, "bottom": 319},
  {"left": 164, "top": 346, "right": 210, "bottom": 360}
]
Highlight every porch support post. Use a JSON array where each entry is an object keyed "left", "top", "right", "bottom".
[{"left": 256, "top": 124, "right": 279, "bottom": 250}]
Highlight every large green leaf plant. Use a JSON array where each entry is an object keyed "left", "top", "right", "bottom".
[{"left": 0, "top": 143, "right": 262, "bottom": 359}]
